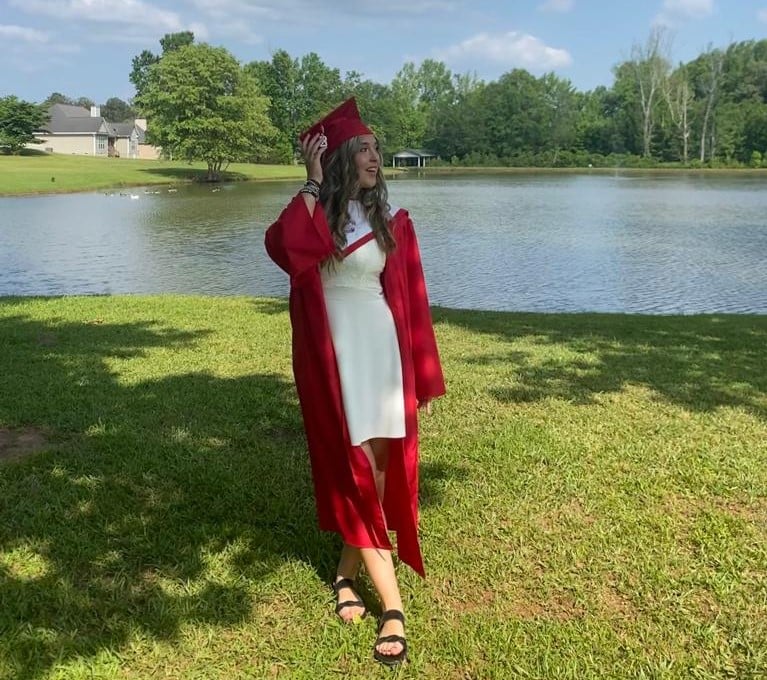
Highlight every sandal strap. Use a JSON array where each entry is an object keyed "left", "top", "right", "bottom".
[
  {"left": 335, "top": 598, "right": 364, "bottom": 612},
  {"left": 332, "top": 577, "right": 356, "bottom": 593},
  {"left": 376, "top": 634, "right": 406, "bottom": 645},
  {"left": 379, "top": 609, "right": 405, "bottom": 627}
]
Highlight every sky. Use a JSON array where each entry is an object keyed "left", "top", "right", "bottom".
[{"left": 1, "top": 0, "right": 766, "bottom": 105}]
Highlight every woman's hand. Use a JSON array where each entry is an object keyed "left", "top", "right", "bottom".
[
  {"left": 301, "top": 132, "right": 326, "bottom": 185},
  {"left": 418, "top": 400, "right": 433, "bottom": 415}
]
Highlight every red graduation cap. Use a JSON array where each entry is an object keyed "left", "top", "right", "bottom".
[{"left": 300, "top": 97, "right": 372, "bottom": 156}]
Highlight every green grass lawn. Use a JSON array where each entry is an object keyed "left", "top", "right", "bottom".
[
  {"left": 1, "top": 296, "right": 766, "bottom": 679},
  {"left": 0, "top": 154, "right": 307, "bottom": 196}
]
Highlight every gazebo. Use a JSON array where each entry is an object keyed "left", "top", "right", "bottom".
[{"left": 392, "top": 149, "right": 438, "bottom": 168}]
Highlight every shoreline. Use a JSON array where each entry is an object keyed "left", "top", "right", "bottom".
[
  {"left": 1, "top": 293, "right": 765, "bottom": 318},
  {"left": 2, "top": 155, "right": 766, "bottom": 198}
]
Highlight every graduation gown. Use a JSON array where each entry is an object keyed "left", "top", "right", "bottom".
[{"left": 264, "top": 195, "right": 446, "bottom": 575}]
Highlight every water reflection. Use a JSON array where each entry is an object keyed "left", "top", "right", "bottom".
[{"left": 1, "top": 173, "right": 765, "bottom": 313}]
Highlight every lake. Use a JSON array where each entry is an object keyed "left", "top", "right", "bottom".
[{"left": 1, "top": 172, "right": 765, "bottom": 313}]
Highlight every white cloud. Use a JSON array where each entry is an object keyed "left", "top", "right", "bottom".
[
  {"left": 538, "top": 0, "right": 575, "bottom": 12},
  {"left": 9, "top": 0, "right": 186, "bottom": 32},
  {"left": 190, "top": 0, "right": 457, "bottom": 22},
  {"left": 435, "top": 31, "right": 572, "bottom": 72},
  {"left": 655, "top": 0, "right": 714, "bottom": 26},
  {"left": 211, "top": 22, "right": 262, "bottom": 45},
  {"left": 758, "top": 8, "right": 767, "bottom": 23},
  {"left": 188, "top": 0, "right": 282, "bottom": 21},
  {"left": 0, "top": 24, "right": 50, "bottom": 42}
]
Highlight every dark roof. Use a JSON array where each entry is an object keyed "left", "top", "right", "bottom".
[
  {"left": 392, "top": 149, "right": 438, "bottom": 158},
  {"left": 109, "top": 122, "right": 136, "bottom": 137},
  {"left": 44, "top": 103, "right": 104, "bottom": 134},
  {"left": 43, "top": 103, "right": 136, "bottom": 137}
]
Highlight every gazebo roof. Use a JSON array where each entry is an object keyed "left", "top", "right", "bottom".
[{"left": 392, "top": 149, "right": 437, "bottom": 158}]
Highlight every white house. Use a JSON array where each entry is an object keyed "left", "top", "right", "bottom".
[{"left": 32, "top": 104, "right": 160, "bottom": 159}]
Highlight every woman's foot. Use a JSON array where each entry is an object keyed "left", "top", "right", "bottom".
[
  {"left": 373, "top": 610, "right": 407, "bottom": 667},
  {"left": 332, "top": 577, "right": 366, "bottom": 622}
]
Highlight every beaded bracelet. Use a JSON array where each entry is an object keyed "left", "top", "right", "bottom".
[{"left": 299, "top": 180, "right": 320, "bottom": 199}]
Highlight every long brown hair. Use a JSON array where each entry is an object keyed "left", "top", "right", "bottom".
[{"left": 319, "top": 136, "right": 396, "bottom": 259}]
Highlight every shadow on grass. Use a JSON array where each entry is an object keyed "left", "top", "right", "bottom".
[
  {"left": 0, "top": 309, "right": 461, "bottom": 678},
  {"left": 137, "top": 167, "right": 251, "bottom": 183},
  {"left": 249, "top": 298, "right": 289, "bottom": 316},
  {"left": 433, "top": 308, "right": 767, "bottom": 419}
]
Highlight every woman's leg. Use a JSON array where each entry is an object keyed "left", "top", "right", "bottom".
[
  {"left": 334, "top": 544, "right": 365, "bottom": 622},
  {"left": 359, "top": 438, "right": 405, "bottom": 658}
]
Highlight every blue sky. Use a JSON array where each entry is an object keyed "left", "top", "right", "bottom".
[{"left": 1, "top": 0, "right": 766, "bottom": 105}]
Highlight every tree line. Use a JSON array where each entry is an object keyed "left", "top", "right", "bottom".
[{"left": 2, "top": 28, "right": 766, "bottom": 173}]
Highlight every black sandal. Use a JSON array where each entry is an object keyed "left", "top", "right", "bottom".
[
  {"left": 332, "top": 577, "right": 366, "bottom": 619},
  {"left": 373, "top": 609, "right": 407, "bottom": 667}
]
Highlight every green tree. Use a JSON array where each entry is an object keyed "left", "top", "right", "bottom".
[
  {"left": 159, "top": 30, "right": 194, "bottom": 54},
  {"left": 41, "top": 92, "right": 94, "bottom": 110},
  {"left": 131, "top": 31, "right": 196, "bottom": 112},
  {"left": 141, "top": 43, "right": 276, "bottom": 181},
  {"left": 0, "top": 96, "right": 48, "bottom": 154},
  {"left": 539, "top": 73, "right": 578, "bottom": 163},
  {"left": 388, "top": 62, "right": 428, "bottom": 151},
  {"left": 245, "top": 50, "right": 299, "bottom": 162},
  {"left": 101, "top": 97, "right": 136, "bottom": 123},
  {"left": 478, "top": 69, "right": 545, "bottom": 160},
  {"left": 416, "top": 59, "right": 456, "bottom": 151},
  {"left": 74, "top": 96, "right": 95, "bottom": 109},
  {"left": 296, "top": 52, "right": 345, "bottom": 131},
  {"left": 246, "top": 50, "right": 346, "bottom": 162},
  {"left": 42, "top": 92, "right": 73, "bottom": 106}
]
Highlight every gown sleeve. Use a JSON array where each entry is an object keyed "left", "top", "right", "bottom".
[
  {"left": 264, "top": 194, "right": 336, "bottom": 278},
  {"left": 402, "top": 214, "right": 446, "bottom": 403}
]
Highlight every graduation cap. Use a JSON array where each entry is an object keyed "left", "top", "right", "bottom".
[{"left": 300, "top": 97, "right": 372, "bottom": 156}]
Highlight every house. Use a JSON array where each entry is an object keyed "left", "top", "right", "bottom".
[
  {"left": 133, "top": 118, "right": 161, "bottom": 160},
  {"left": 31, "top": 104, "right": 161, "bottom": 159},
  {"left": 392, "top": 149, "right": 438, "bottom": 168}
]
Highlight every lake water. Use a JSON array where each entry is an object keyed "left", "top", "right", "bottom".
[{"left": 1, "top": 173, "right": 765, "bottom": 314}]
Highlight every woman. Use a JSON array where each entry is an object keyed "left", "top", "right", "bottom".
[{"left": 264, "top": 97, "right": 445, "bottom": 667}]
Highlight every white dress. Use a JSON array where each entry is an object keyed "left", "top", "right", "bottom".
[{"left": 320, "top": 201, "right": 406, "bottom": 446}]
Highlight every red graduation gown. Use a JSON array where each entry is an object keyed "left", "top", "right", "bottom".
[{"left": 264, "top": 195, "right": 446, "bottom": 575}]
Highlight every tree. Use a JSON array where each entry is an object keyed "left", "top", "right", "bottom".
[
  {"left": 629, "top": 26, "right": 672, "bottom": 158},
  {"left": 539, "top": 73, "right": 577, "bottom": 163},
  {"left": 663, "top": 64, "right": 693, "bottom": 162},
  {"left": 74, "top": 96, "right": 95, "bottom": 109},
  {"left": 415, "top": 59, "right": 456, "bottom": 151},
  {"left": 130, "top": 31, "right": 196, "bottom": 111},
  {"left": 695, "top": 46, "right": 724, "bottom": 162},
  {"left": 0, "top": 96, "right": 48, "bottom": 154},
  {"left": 159, "top": 30, "right": 194, "bottom": 54},
  {"left": 388, "top": 62, "right": 428, "bottom": 151},
  {"left": 141, "top": 43, "right": 277, "bottom": 180},
  {"left": 129, "top": 50, "right": 159, "bottom": 108},
  {"left": 100, "top": 97, "right": 136, "bottom": 123},
  {"left": 296, "top": 52, "right": 345, "bottom": 131},
  {"left": 42, "top": 92, "right": 94, "bottom": 109},
  {"left": 42, "top": 92, "right": 73, "bottom": 106}
]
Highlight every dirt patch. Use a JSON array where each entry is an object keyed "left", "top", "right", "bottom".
[
  {"left": 0, "top": 427, "right": 49, "bottom": 463},
  {"left": 663, "top": 493, "right": 767, "bottom": 525}
]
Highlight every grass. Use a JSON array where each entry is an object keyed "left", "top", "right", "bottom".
[
  {"left": 0, "top": 155, "right": 307, "bottom": 196},
  {"left": 1, "top": 295, "right": 766, "bottom": 679}
]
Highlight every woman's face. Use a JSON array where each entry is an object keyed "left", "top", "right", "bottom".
[{"left": 354, "top": 134, "right": 381, "bottom": 189}]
